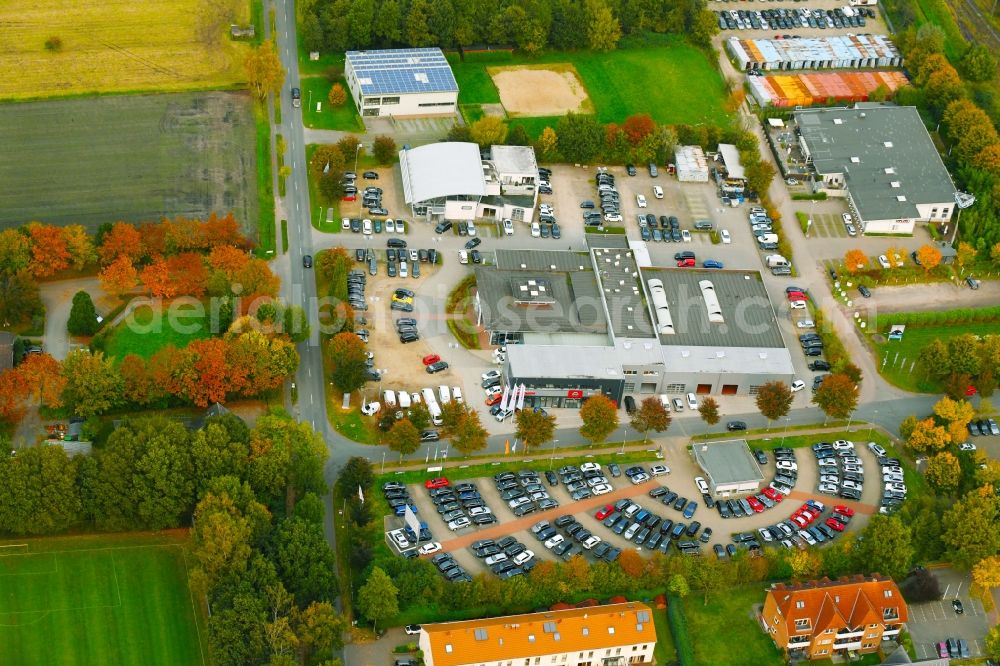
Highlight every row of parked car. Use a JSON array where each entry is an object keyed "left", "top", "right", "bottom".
[
  {"left": 494, "top": 469, "right": 561, "bottom": 518},
  {"left": 554, "top": 462, "right": 615, "bottom": 500},
  {"left": 732, "top": 499, "right": 854, "bottom": 553},
  {"left": 427, "top": 479, "right": 498, "bottom": 532},
  {"left": 341, "top": 214, "right": 404, "bottom": 235},
  {"left": 587, "top": 169, "right": 624, "bottom": 225},
  {"left": 813, "top": 440, "right": 866, "bottom": 499},
  {"left": 718, "top": 6, "right": 873, "bottom": 31},
  {"left": 470, "top": 535, "right": 536, "bottom": 579},
  {"left": 533, "top": 515, "right": 622, "bottom": 562},
  {"left": 596, "top": 497, "right": 708, "bottom": 556}
]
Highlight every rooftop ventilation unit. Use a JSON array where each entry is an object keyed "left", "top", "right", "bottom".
[
  {"left": 850, "top": 156, "right": 860, "bottom": 163},
  {"left": 890, "top": 181, "right": 901, "bottom": 188},
  {"left": 896, "top": 195, "right": 907, "bottom": 202},
  {"left": 883, "top": 141, "right": 893, "bottom": 148}
]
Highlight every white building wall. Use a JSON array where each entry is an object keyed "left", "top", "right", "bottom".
[
  {"left": 422, "top": 641, "right": 655, "bottom": 666},
  {"left": 444, "top": 199, "right": 478, "bottom": 221},
  {"left": 358, "top": 90, "right": 457, "bottom": 117}
]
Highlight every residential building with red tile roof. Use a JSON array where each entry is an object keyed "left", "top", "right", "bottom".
[
  {"left": 760, "top": 575, "right": 908, "bottom": 660},
  {"left": 418, "top": 602, "right": 657, "bottom": 666}
]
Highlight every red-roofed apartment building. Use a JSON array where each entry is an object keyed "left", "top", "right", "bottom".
[
  {"left": 419, "top": 602, "right": 657, "bottom": 666},
  {"left": 760, "top": 575, "right": 908, "bottom": 660}
]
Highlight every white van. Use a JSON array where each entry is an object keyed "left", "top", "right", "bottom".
[
  {"left": 466, "top": 221, "right": 476, "bottom": 236},
  {"left": 452, "top": 387, "right": 463, "bottom": 403},
  {"left": 398, "top": 391, "right": 411, "bottom": 409},
  {"left": 438, "top": 385, "right": 451, "bottom": 404},
  {"left": 757, "top": 233, "right": 779, "bottom": 245},
  {"left": 765, "top": 254, "right": 790, "bottom": 268},
  {"left": 428, "top": 401, "right": 443, "bottom": 426},
  {"left": 410, "top": 392, "right": 421, "bottom": 404},
  {"left": 383, "top": 390, "right": 397, "bottom": 407},
  {"left": 659, "top": 395, "right": 671, "bottom": 411},
  {"left": 421, "top": 388, "right": 436, "bottom": 406}
]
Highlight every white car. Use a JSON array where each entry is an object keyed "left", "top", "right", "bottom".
[
  {"left": 586, "top": 475, "right": 609, "bottom": 487},
  {"left": 841, "top": 456, "right": 862, "bottom": 465},
  {"left": 503, "top": 218, "right": 514, "bottom": 236},
  {"left": 386, "top": 219, "right": 396, "bottom": 233},
  {"left": 790, "top": 380, "right": 806, "bottom": 392},
  {"left": 604, "top": 213, "right": 623, "bottom": 223},
  {"left": 686, "top": 393, "right": 698, "bottom": 410},
  {"left": 786, "top": 178, "right": 799, "bottom": 186},
  {"left": 868, "top": 442, "right": 888, "bottom": 457},
  {"left": 796, "top": 319, "right": 815, "bottom": 329},
  {"left": 459, "top": 250, "right": 469, "bottom": 264},
  {"left": 580, "top": 462, "right": 602, "bottom": 473},
  {"left": 512, "top": 550, "right": 534, "bottom": 566},
  {"left": 885, "top": 482, "right": 907, "bottom": 493},
  {"left": 485, "top": 386, "right": 503, "bottom": 398},
  {"left": 789, "top": 300, "right": 807, "bottom": 309},
  {"left": 695, "top": 477, "right": 709, "bottom": 494},
  {"left": 465, "top": 221, "right": 476, "bottom": 236},
  {"left": 819, "top": 475, "right": 840, "bottom": 484},
  {"left": 959, "top": 442, "right": 977, "bottom": 451},
  {"left": 650, "top": 464, "right": 670, "bottom": 477},
  {"left": 397, "top": 220, "right": 406, "bottom": 234},
  {"left": 508, "top": 496, "right": 531, "bottom": 509},
  {"left": 531, "top": 222, "right": 541, "bottom": 237},
  {"left": 843, "top": 464, "right": 864, "bottom": 474},
  {"left": 877, "top": 255, "right": 891, "bottom": 269},
  {"left": 720, "top": 229, "right": 731, "bottom": 244},
  {"left": 495, "top": 409, "right": 513, "bottom": 422},
  {"left": 419, "top": 541, "right": 442, "bottom": 555},
  {"left": 362, "top": 218, "right": 372, "bottom": 234},
  {"left": 544, "top": 534, "right": 564, "bottom": 549},
  {"left": 770, "top": 482, "right": 792, "bottom": 495},
  {"left": 448, "top": 517, "right": 471, "bottom": 531},
  {"left": 757, "top": 527, "right": 774, "bottom": 543},
  {"left": 798, "top": 530, "right": 817, "bottom": 545},
  {"left": 452, "top": 387, "right": 463, "bottom": 403},
  {"left": 883, "top": 473, "right": 904, "bottom": 483},
  {"left": 624, "top": 523, "right": 641, "bottom": 540},
  {"left": 636, "top": 194, "right": 647, "bottom": 208},
  {"left": 468, "top": 506, "right": 491, "bottom": 516},
  {"left": 389, "top": 530, "right": 410, "bottom": 549},
  {"left": 681, "top": 230, "right": 692, "bottom": 243},
  {"left": 399, "top": 261, "right": 408, "bottom": 278},
  {"left": 409, "top": 249, "right": 419, "bottom": 262},
  {"left": 833, "top": 440, "right": 854, "bottom": 450},
  {"left": 582, "top": 535, "right": 602, "bottom": 549},
  {"left": 540, "top": 204, "right": 554, "bottom": 214},
  {"left": 652, "top": 186, "right": 664, "bottom": 199},
  {"left": 842, "top": 213, "right": 853, "bottom": 225},
  {"left": 630, "top": 472, "right": 650, "bottom": 485},
  {"left": 776, "top": 460, "right": 798, "bottom": 472},
  {"left": 361, "top": 401, "right": 381, "bottom": 416},
  {"left": 841, "top": 480, "right": 862, "bottom": 491},
  {"left": 484, "top": 552, "right": 508, "bottom": 566},
  {"left": 818, "top": 482, "right": 839, "bottom": 495},
  {"left": 341, "top": 217, "right": 350, "bottom": 230},
  {"left": 591, "top": 483, "right": 613, "bottom": 495},
  {"left": 482, "top": 371, "right": 501, "bottom": 383}
]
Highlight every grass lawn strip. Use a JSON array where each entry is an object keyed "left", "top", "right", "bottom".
[
  {"left": 105, "top": 303, "right": 211, "bottom": 362},
  {"left": 299, "top": 76, "right": 365, "bottom": 132},
  {"left": 0, "top": 533, "right": 206, "bottom": 666},
  {"left": 683, "top": 583, "right": 783, "bottom": 666}
]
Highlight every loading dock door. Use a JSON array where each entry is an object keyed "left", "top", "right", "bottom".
[
  {"left": 696, "top": 384, "right": 712, "bottom": 394},
  {"left": 721, "top": 384, "right": 738, "bottom": 395}
]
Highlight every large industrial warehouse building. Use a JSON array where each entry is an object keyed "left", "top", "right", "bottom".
[
  {"left": 344, "top": 48, "right": 458, "bottom": 118},
  {"left": 795, "top": 104, "right": 958, "bottom": 234},
  {"left": 399, "top": 142, "right": 538, "bottom": 223},
  {"left": 473, "top": 240, "right": 795, "bottom": 410}
]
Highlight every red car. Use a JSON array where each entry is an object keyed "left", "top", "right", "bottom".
[
  {"left": 485, "top": 393, "right": 502, "bottom": 406},
  {"left": 786, "top": 291, "right": 808, "bottom": 301},
  {"left": 825, "top": 517, "right": 846, "bottom": 532},
  {"left": 747, "top": 497, "right": 765, "bottom": 513},
  {"left": 424, "top": 477, "right": 449, "bottom": 489},
  {"left": 833, "top": 505, "right": 855, "bottom": 518},
  {"left": 762, "top": 487, "right": 783, "bottom": 502},
  {"left": 342, "top": 195, "right": 356, "bottom": 202},
  {"left": 791, "top": 514, "right": 809, "bottom": 528},
  {"left": 677, "top": 258, "right": 695, "bottom": 267},
  {"left": 595, "top": 504, "right": 614, "bottom": 520},
  {"left": 966, "top": 385, "right": 977, "bottom": 396},
  {"left": 422, "top": 354, "right": 441, "bottom": 366}
]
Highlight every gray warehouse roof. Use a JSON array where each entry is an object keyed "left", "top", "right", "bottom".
[
  {"left": 399, "top": 142, "right": 485, "bottom": 204},
  {"left": 346, "top": 48, "right": 458, "bottom": 96},
  {"left": 640, "top": 269, "right": 785, "bottom": 348},
  {"left": 490, "top": 145, "right": 538, "bottom": 174},
  {"left": 693, "top": 439, "right": 765, "bottom": 486},
  {"left": 495, "top": 249, "right": 592, "bottom": 273},
  {"left": 593, "top": 247, "right": 655, "bottom": 340},
  {"left": 795, "top": 105, "right": 956, "bottom": 221}
]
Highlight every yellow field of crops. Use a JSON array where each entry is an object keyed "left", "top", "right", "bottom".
[{"left": 0, "top": 0, "right": 251, "bottom": 99}]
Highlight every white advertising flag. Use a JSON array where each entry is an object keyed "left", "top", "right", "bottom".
[
  {"left": 358, "top": 485, "right": 364, "bottom": 504},
  {"left": 516, "top": 383, "right": 526, "bottom": 410},
  {"left": 499, "top": 385, "right": 511, "bottom": 411},
  {"left": 403, "top": 504, "right": 421, "bottom": 536}
]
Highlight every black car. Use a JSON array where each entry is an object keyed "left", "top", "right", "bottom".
[
  {"left": 426, "top": 361, "right": 449, "bottom": 374},
  {"left": 753, "top": 449, "right": 768, "bottom": 465},
  {"left": 580, "top": 200, "right": 595, "bottom": 209},
  {"left": 302, "top": 254, "right": 313, "bottom": 268},
  {"left": 420, "top": 430, "right": 440, "bottom": 442},
  {"left": 363, "top": 171, "right": 379, "bottom": 180},
  {"left": 858, "top": 285, "right": 872, "bottom": 298},
  {"left": 626, "top": 164, "right": 637, "bottom": 176},
  {"left": 465, "top": 237, "right": 481, "bottom": 250},
  {"left": 544, "top": 471, "right": 558, "bottom": 486},
  {"left": 727, "top": 420, "right": 748, "bottom": 431},
  {"left": 808, "top": 360, "right": 831, "bottom": 371}
]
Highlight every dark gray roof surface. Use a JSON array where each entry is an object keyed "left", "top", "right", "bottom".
[
  {"left": 593, "top": 246, "right": 654, "bottom": 339},
  {"left": 693, "top": 440, "right": 765, "bottom": 486},
  {"left": 639, "top": 269, "right": 784, "bottom": 348}
]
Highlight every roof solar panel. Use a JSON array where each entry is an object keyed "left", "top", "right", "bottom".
[{"left": 346, "top": 48, "right": 458, "bottom": 96}]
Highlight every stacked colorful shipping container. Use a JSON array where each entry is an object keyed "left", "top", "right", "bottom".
[{"left": 748, "top": 71, "right": 910, "bottom": 107}]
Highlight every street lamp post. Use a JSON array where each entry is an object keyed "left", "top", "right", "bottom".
[
  {"left": 354, "top": 143, "right": 363, "bottom": 177},
  {"left": 620, "top": 427, "right": 627, "bottom": 455},
  {"left": 549, "top": 439, "right": 559, "bottom": 469},
  {"left": 380, "top": 451, "right": 385, "bottom": 474}
]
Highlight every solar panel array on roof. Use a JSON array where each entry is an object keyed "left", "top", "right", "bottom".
[{"left": 346, "top": 48, "right": 458, "bottom": 96}]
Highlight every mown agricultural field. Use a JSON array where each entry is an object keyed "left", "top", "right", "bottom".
[
  {"left": 0, "top": 0, "right": 249, "bottom": 100},
  {"left": 0, "top": 92, "right": 259, "bottom": 238},
  {"left": 0, "top": 532, "right": 207, "bottom": 666}
]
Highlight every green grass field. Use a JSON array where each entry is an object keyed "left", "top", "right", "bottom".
[
  {"left": 0, "top": 92, "right": 259, "bottom": 241},
  {"left": 683, "top": 584, "right": 782, "bottom": 666},
  {"left": 871, "top": 321, "right": 1000, "bottom": 393},
  {"left": 449, "top": 35, "right": 728, "bottom": 132},
  {"left": 105, "top": 303, "right": 211, "bottom": 361},
  {"left": 0, "top": 533, "right": 207, "bottom": 666},
  {"left": 299, "top": 76, "right": 365, "bottom": 132}
]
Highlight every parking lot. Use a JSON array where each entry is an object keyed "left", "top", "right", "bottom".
[{"left": 906, "top": 568, "right": 992, "bottom": 660}]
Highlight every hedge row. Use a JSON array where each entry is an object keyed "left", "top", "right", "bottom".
[
  {"left": 877, "top": 305, "right": 1000, "bottom": 329},
  {"left": 666, "top": 595, "right": 695, "bottom": 666}
]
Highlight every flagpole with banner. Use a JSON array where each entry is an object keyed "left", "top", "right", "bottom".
[{"left": 358, "top": 485, "right": 364, "bottom": 504}]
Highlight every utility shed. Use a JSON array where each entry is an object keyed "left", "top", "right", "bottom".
[
  {"left": 674, "top": 145, "right": 710, "bottom": 182},
  {"left": 693, "top": 439, "right": 765, "bottom": 496}
]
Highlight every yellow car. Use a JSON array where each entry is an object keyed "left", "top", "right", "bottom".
[{"left": 391, "top": 295, "right": 413, "bottom": 305}]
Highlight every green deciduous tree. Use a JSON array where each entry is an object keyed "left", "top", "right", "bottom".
[
  {"left": 0, "top": 445, "right": 81, "bottom": 535},
  {"left": 245, "top": 40, "right": 285, "bottom": 101},
  {"left": 555, "top": 113, "right": 604, "bottom": 163},
  {"left": 941, "top": 484, "right": 1000, "bottom": 569},
  {"left": 851, "top": 515, "right": 914, "bottom": 579},
  {"left": 356, "top": 566, "right": 399, "bottom": 631},
  {"left": 925, "top": 452, "right": 961, "bottom": 494},
  {"left": 385, "top": 418, "right": 420, "bottom": 460},
  {"left": 248, "top": 412, "right": 329, "bottom": 515},
  {"left": 960, "top": 44, "right": 998, "bottom": 82},
  {"left": 583, "top": 0, "right": 621, "bottom": 51},
  {"left": 631, "top": 396, "right": 672, "bottom": 441},
  {"left": 579, "top": 394, "right": 619, "bottom": 445},
  {"left": 61, "top": 349, "right": 123, "bottom": 418},
  {"left": 327, "top": 332, "right": 368, "bottom": 393},
  {"left": 452, "top": 408, "right": 489, "bottom": 456},
  {"left": 469, "top": 116, "right": 509, "bottom": 148},
  {"left": 271, "top": 516, "right": 338, "bottom": 606},
  {"left": 697, "top": 397, "right": 720, "bottom": 427},
  {"left": 372, "top": 135, "right": 397, "bottom": 165}
]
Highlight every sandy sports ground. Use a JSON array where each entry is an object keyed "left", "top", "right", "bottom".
[{"left": 488, "top": 64, "right": 594, "bottom": 117}]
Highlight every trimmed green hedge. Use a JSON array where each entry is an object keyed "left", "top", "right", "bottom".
[
  {"left": 667, "top": 595, "right": 695, "bottom": 666},
  {"left": 876, "top": 305, "right": 1000, "bottom": 329},
  {"left": 791, "top": 192, "right": 827, "bottom": 201}
]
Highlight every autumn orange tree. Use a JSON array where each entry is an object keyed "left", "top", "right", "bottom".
[
  {"left": 622, "top": 113, "right": 656, "bottom": 146},
  {"left": 844, "top": 249, "right": 869, "bottom": 273},
  {"left": 99, "top": 255, "right": 138, "bottom": 297},
  {"left": 98, "top": 222, "right": 145, "bottom": 265},
  {"left": 176, "top": 338, "right": 230, "bottom": 407},
  {"left": 916, "top": 244, "right": 943, "bottom": 271},
  {"left": 25, "top": 222, "right": 71, "bottom": 278},
  {"left": 141, "top": 257, "right": 175, "bottom": 298}
]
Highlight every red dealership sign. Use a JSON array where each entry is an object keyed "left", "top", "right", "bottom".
[{"left": 566, "top": 390, "right": 583, "bottom": 399}]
